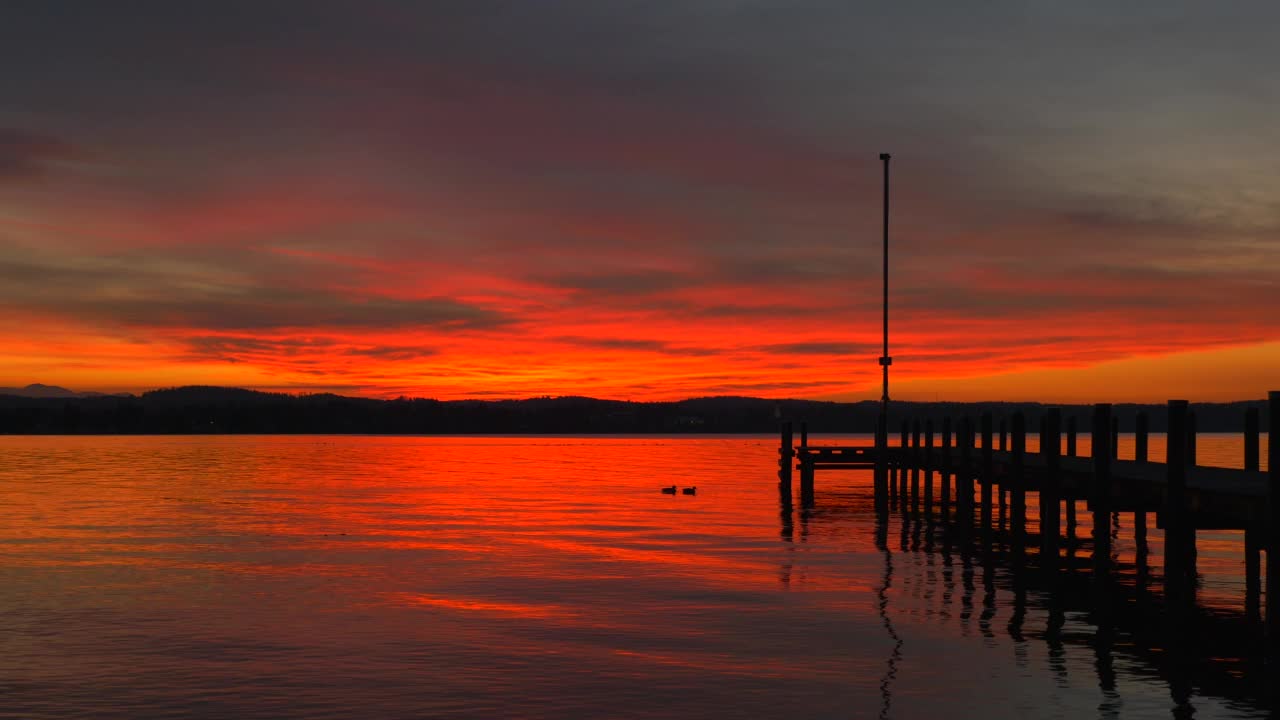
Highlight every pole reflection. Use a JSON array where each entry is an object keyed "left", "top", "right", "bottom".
[{"left": 874, "top": 512, "right": 903, "bottom": 720}]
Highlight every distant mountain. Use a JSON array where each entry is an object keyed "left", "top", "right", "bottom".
[
  {"left": 0, "top": 383, "right": 81, "bottom": 398},
  {"left": 0, "top": 383, "right": 131, "bottom": 399}
]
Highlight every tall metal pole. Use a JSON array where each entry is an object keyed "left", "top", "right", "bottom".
[
  {"left": 873, "top": 153, "right": 892, "bottom": 514},
  {"left": 879, "top": 153, "right": 892, "bottom": 409}
]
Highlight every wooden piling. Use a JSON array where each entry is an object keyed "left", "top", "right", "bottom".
[
  {"left": 1135, "top": 411, "right": 1149, "bottom": 464},
  {"left": 779, "top": 421, "right": 793, "bottom": 494},
  {"left": 1040, "top": 409, "right": 1062, "bottom": 560},
  {"left": 1245, "top": 407, "right": 1260, "bottom": 471},
  {"left": 1010, "top": 412, "right": 1027, "bottom": 552},
  {"left": 899, "top": 421, "right": 910, "bottom": 507},
  {"left": 911, "top": 420, "right": 922, "bottom": 513},
  {"left": 941, "top": 417, "right": 952, "bottom": 518},
  {"left": 1267, "top": 391, "right": 1280, "bottom": 643},
  {"left": 924, "top": 419, "right": 935, "bottom": 517},
  {"left": 1134, "top": 410, "right": 1149, "bottom": 571},
  {"left": 1165, "top": 400, "right": 1191, "bottom": 602},
  {"left": 1092, "top": 404, "right": 1113, "bottom": 574},
  {"left": 1065, "top": 418, "right": 1078, "bottom": 546},
  {"left": 958, "top": 418, "right": 973, "bottom": 523},
  {"left": 1246, "top": 401, "right": 1262, "bottom": 616},
  {"left": 800, "top": 422, "right": 808, "bottom": 449},
  {"left": 980, "top": 412, "right": 994, "bottom": 530},
  {"left": 887, "top": 419, "right": 898, "bottom": 503},
  {"left": 800, "top": 453, "right": 815, "bottom": 508},
  {"left": 1246, "top": 519, "right": 1261, "bottom": 623},
  {"left": 998, "top": 417, "right": 1009, "bottom": 524},
  {"left": 874, "top": 413, "right": 888, "bottom": 515},
  {"left": 1111, "top": 415, "right": 1119, "bottom": 460},
  {"left": 1187, "top": 410, "right": 1198, "bottom": 468}
]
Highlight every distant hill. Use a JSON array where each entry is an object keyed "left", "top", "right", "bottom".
[
  {"left": 0, "top": 383, "right": 131, "bottom": 399},
  {"left": 0, "top": 385, "right": 1269, "bottom": 435}
]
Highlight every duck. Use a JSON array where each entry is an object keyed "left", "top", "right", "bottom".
[
  {"left": 681, "top": 486, "right": 697, "bottom": 495},
  {"left": 661, "top": 485, "right": 677, "bottom": 494}
]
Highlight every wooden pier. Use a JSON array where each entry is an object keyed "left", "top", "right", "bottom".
[{"left": 778, "top": 392, "right": 1278, "bottom": 637}]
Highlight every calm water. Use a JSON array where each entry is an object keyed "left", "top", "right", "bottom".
[{"left": 0, "top": 434, "right": 1269, "bottom": 719}]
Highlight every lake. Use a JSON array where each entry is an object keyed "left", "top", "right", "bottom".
[{"left": 0, "top": 434, "right": 1269, "bottom": 718}]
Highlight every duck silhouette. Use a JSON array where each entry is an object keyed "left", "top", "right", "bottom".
[
  {"left": 681, "top": 486, "right": 697, "bottom": 495},
  {"left": 660, "top": 485, "right": 677, "bottom": 494}
]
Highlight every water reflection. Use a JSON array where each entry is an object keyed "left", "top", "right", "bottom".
[
  {"left": 874, "top": 514, "right": 903, "bottom": 720},
  {"left": 842, "top": 503, "right": 1272, "bottom": 718},
  {"left": 0, "top": 434, "right": 1272, "bottom": 719}
]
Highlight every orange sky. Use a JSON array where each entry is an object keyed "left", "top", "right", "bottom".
[{"left": 2, "top": 4, "right": 1277, "bottom": 402}]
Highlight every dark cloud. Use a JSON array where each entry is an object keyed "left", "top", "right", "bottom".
[
  {"left": 759, "top": 342, "right": 872, "bottom": 356},
  {"left": 0, "top": 128, "right": 80, "bottom": 179},
  {"left": 552, "top": 336, "right": 725, "bottom": 357},
  {"left": 0, "top": 251, "right": 509, "bottom": 331},
  {"left": 181, "top": 335, "right": 438, "bottom": 363},
  {"left": 552, "top": 336, "right": 673, "bottom": 352},
  {"left": 543, "top": 270, "right": 690, "bottom": 297}
]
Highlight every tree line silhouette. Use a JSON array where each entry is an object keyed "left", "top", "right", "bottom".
[{"left": 0, "top": 386, "right": 1267, "bottom": 434}]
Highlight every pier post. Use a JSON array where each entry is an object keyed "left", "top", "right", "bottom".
[
  {"left": 1092, "top": 404, "right": 1113, "bottom": 575},
  {"left": 958, "top": 418, "right": 973, "bottom": 525},
  {"left": 1247, "top": 514, "right": 1261, "bottom": 623},
  {"left": 1134, "top": 411, "right": 1149, "bottom": 576},
  {"left": 1064, "top": 415, "right": 1078, "bottom": 548},
  {"left": 924, "top": 420, "right": 935, "bottom": 517},
  {"left": 941, "top": 418, "right": 952, "bottom": 519},
  {"left": 993, "top": 417, "right": 1003, "bottom": 530},
  {"left": 888, "top": 418, "right": 898, "bottom": 505},
  {"left": 874, "top": 414, "right": 889, "bottom": 515},
  {"left": 779, "top": 421, "right": 794, "bottom": 495},
  {"left": 800, "top": 454, "right": 815, "bottom": 508},
  {"left": 899, "top": 421, "right": 910, "bottom": 508},
  {"left": 1245, "top": 407, "right": 1260, "bottom": 471},
  {"left": 1165, "top": 400, "right": 1192, "bottom": 603},
  {"left": 1242, "top": 408, "right": 1260, "bottom": 620},
  {"left": 1187, "top": 410, "right": 1198, "bottom": 467},
  {"left": 911, "top": 420, "right": 922, "bottom": 514},
  {"left": 998, "top": 418, "right": 1008, "bottom": 527},
  {"left": 1010, "top": 412, "right": 1026, "bottom": 555},
  {"left": 1065, "top": 498, "right": 1077, "bottom": 547},
  {"left": 980, "top": 412, "right": 994, "bottom": 531},
  {"left": 1267, "top": 391, "right": 1280, "bottom": 644},
  {"left": 1135, "top": 412, "right": 1149, "bottom": 463},
  {"left": 1040, "top": 409, "right": 1061, "bottom": 561},
  {"left": 800, "top": 422, "right": 808, "bottom": 449},
  {"left": 1111, "top": 415, "right": 1119, "bottom": 460}
]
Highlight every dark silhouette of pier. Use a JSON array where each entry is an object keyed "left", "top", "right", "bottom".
[{"left": 777, "top": 391, "right": 1278, "bottom": 711}]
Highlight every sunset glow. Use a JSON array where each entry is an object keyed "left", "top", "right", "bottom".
[{"left": 3, "top": 4, "right": 1277, "bottom": 401}]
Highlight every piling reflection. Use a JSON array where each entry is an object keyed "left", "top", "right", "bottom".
[{"left": 808, "top": 488, "right": 1276, "bottom": 718}]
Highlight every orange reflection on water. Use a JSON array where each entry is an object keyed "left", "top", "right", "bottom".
[
  {"left": 385, "top": 592, "right": 578, "bottom": 621},
  {"left": 0, "top": 434, "right": 1270, "bottom": 719}
]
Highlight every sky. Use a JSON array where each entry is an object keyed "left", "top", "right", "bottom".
[{"left": 1, "top": 1, "right": 1277, "bottom": 402}]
